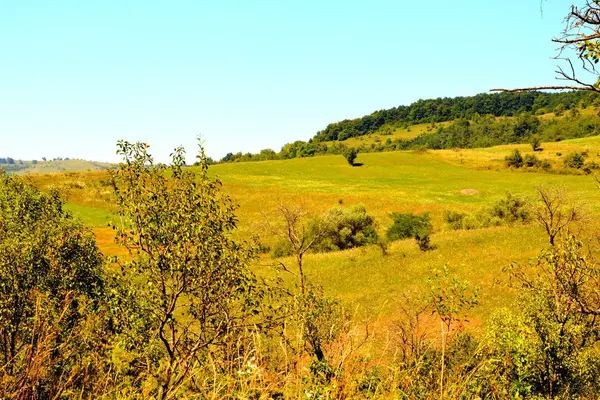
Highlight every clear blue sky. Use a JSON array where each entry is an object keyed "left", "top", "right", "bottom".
[{"left": 0, "top": 1, "right": 578, "bottom": 162}]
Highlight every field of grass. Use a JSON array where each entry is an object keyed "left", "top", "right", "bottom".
[
  {"left": 203, "top": 149, "right": 600, "bottom": 323},
  {"left": 25, "top": 140, "right": 600, "bottom": 329}
]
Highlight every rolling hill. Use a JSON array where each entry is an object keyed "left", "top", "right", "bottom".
[{"left": 0, "top": 158, "right": 113, "bottom": 175}]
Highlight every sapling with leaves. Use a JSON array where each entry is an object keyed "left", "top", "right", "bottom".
[
  {"left": 265, "top": 203, "right": 339, "bottom": 294},
  {"left": 428, "top": 266, "right": 479, "bottom": 398},
  {"left": 0, "top": 172, "right": 106, "bottom": 397},
  {"left": 109, "top": 139, "right": 273, "bottom": 398},
  {"left": 489, "top": 236, "right": 600, "bottom": 397}
]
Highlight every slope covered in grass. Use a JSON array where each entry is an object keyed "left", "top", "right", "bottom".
[{"left": 25, "top": 141, "right": 600, "bottom": 326}]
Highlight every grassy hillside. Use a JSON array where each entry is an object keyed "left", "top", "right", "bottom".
[
  {"left": 329, "top": 107, "right": 600, "bottom": 151},
  {"left": 1, "top": 159, "right": 113, "bottom": 175},
  {"left": 26, "top": 140, "right": 600, "bottom": 326},
  {"left": 318, "top": 120, "right": 450, "bottom": 149},
  {"left": 207, "top": 149, "right": 600, "bottom": 320},
  {"left": 429, "top": 134, "right": 600, "bottom": 170}
]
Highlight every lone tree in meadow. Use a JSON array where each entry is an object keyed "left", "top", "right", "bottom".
[
  {"left": 343, "top": 147, "right": 358, "bottom": 166},
  {"left": 530, "top": 135, "right": 541, "bottom": 151}
]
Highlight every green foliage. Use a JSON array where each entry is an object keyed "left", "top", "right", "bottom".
[
  {"left": 428, "top": 266, "right": 479, "bottom": 331},
  {"left": 342, "top": 147, "right": 358, "bottom": 166},
  {"left": 0, "top": 172, "right": 106, "bottom": 397},
  {"left": 221, "top": 91, "right": 600, "bottom": 164},
  {"left": 313, "top": 91, "right": 595, "bottom": 142},
  {"left": 428, "top": 266, "right": 479, "bottom": 397},
  {"left": 540, "top": 159, "right": 552, "bottom": 170},
  {"left": 109, "top": 140, "right": 271, "bottom": 396},
  {"left": 563, "top": 151, "right": 586, "bottom": 169},
  {"left": 505, "top": 149, "right": 524, "bottom": 168},
  {"left": 490, "top": 192, "right": 529, "bottom": 223},
  {"left": 530, "top": 134, "right": 541, "bottom": 151},
  {"left": 270, "top": 238, "right": 292, "bottom": 258},
  {"left": 292, "top": 284, "right": 348, "bottom": 369},
  {"left": 445, "top": 193, "right": 528, "bottom": 230},
  {"left": 386, "top": 212, "right": 433, "bottom": 251},
  {"left": 523, "top": 153, "right": 539, "bottom": 167},
  {"left": 486, "top": 237, "right": 600, "bottom": 398},
  {"left": 310, "top": 204, "right": 378, "bottom": 252},
  {"left": 443, "top": 210, "right": 469, "bottom": 230}
]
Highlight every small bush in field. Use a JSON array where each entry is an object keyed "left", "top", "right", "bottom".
[
  {"left": 270, "top": 239, "right": 292, "bottom": 258},
  {"left": 445, "top": 193, "right": 528, "bottom": 230},
  {"left": 386, "top": 212, "right": 433, "bottom": 251},
  {"left": 310, "top": 204, "right": 378, "bottom": 252},
  {"left": 342, "top": 147, "right": 358, "bottom": 166},
  {"left": 505, "top": 149, "right": 523, "bottom": 168},
  {"left": 524, "top": 154, "right": 540, "bottom": 167},
  {"left": 564, "top": 152, "right": 586, "bottom": 169}
]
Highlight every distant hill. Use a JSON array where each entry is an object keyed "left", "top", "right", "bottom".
[
  {"left": 311, "top": 90, "right": 598, "bottom": 142},
  {"left": 0, "top": 159, "right": 113, "bottom": 175},
  {"left": 221, "top": 91, "right": 600, "bottom": 163}
]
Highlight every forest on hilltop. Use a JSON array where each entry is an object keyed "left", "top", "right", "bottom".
[
  {"left": 221, "top": 90, "right": 600, "bottom": 163},
  {"left": 312, "top": 91, "right": 596, "bottom": 142}
]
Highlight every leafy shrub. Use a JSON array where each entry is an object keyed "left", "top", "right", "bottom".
[
  {"left": 461, "top": 214, "right": 482, "bottom": 230},
  {"left": 485, "top": 237, "right": 600, "bottom": 398},
  {"left": 540, "top": 159, "right": 552, "bottom": 170},
  {"left": 310, "top": 204, "right": 378, "bottom": 252},
  {"left": 564, "top": 152, "right": 586, "bottom": 169},
  {"left": 490, "top": 193, "right": 529, "bottom": 223},
  {"left": 523, "top": 154, "right": 539, "bottom": 167},
  {"left": 505, "top": 149, "right": 523, "bottom": 168},
  {"left": 586, "top": 161, "right": 600, "bottom": 170},
  {"left": 342, "top": 147, "right": 358, "bottom": 166},
  {"left": 270, "top": 239, "right": 292, "bottom": 258},
  {"left": 554, "top": 103, "right": 565, "bottom": 116},
  {"left": 0, "top": 172, "right": 106, "bottom": 397},
  {"left": 443, "top": 210, "right": 469, "bottom": 230},
  {"left": 530, "top": 135, "right": 541, "bottom": 151},
  {"left": 445, "top": 193, "right": 528, "bottom": 230},
  {"left": 386, "top": 212, "right": 433, "bottom": 251}
]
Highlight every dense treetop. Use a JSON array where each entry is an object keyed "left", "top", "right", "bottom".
[{"left": 313, "top": 91, "right": 596, "bottom": 142}]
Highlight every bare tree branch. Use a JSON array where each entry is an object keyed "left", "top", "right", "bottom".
[
  {"left": 490, "top": 86, "right": 594, "bottom": 92},
  {"left": 493, "top": 1, "right": 600, "bottom": 93}
]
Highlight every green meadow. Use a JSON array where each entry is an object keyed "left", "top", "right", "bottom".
[
  {"left": 31, "top": 143, "right": 600, "bottom": 328},
  {"left": 204, "top": 149, "right": 600, "bottom": 324}
]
